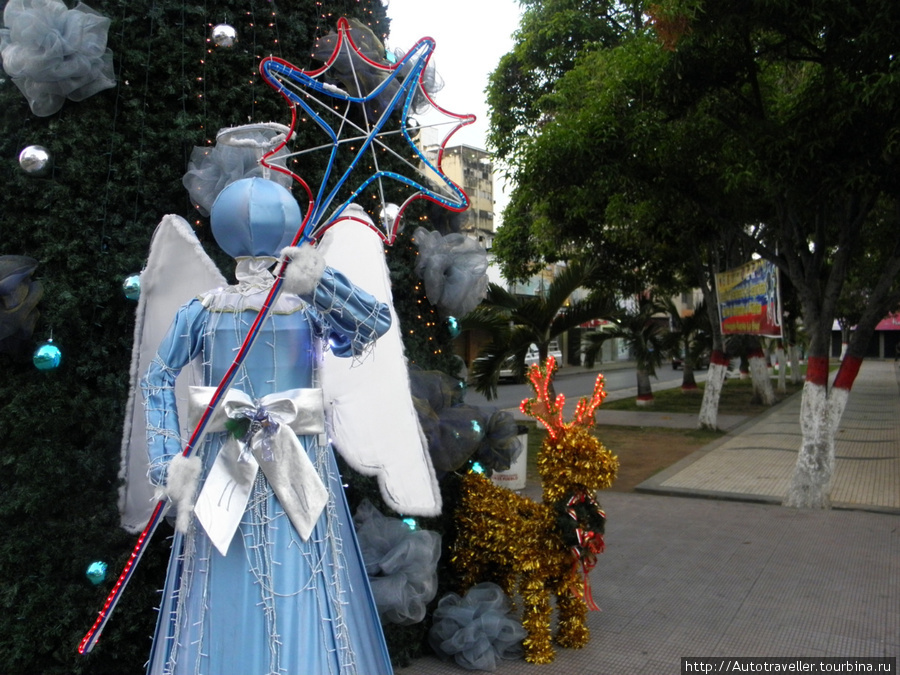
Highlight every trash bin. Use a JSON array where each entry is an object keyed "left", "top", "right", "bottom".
[{"left": 491, "top": 425, "right": 529, "bottom": 491}]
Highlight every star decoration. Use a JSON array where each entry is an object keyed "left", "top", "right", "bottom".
[{"left": 259, "top": 17, "right": 474, "bottom": 244}]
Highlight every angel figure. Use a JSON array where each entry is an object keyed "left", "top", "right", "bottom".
[{"left": 140, "top": 177, "right": 401, "bottom": 675}]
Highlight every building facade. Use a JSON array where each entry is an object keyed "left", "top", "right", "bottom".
[{"left": 424, "top": 143, "right": 495, "bottom": 247}]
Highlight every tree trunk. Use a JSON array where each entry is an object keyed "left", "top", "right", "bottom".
[
  {"left": 698, "top": 349, "right": 729, "bottom": 429},
  {"left": 783, "top": 356, "right": 860, "bottom": 508},
  {"left": 839, "top": 324, "right": 851, "bottom": 360},
  {"left": 776, "top": 342, "right": 786, "bottom": 393},
  {"left": 681, "top": 358, "right": 699, "bottom": 393},
  {"left": 748, "top": 348, "right": 776, "bottom": 405},
  {"left": 635, "top": 369, "right": 654, "bottom": 406},
  {"left": 789, "top": 344, "right": 802, "bottom": 384}
]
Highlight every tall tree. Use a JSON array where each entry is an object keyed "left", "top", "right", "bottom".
[
  {"left": 486, "top": 0, "right": 643, "bottom": 167},
  {"left": 582, "top": 295, "right": 667, "bottom": 404},
  {"left": 661, "top": 297, "right": 711, "bottom": 393},
  {"left": 0, "top": 3, "right": 454, "bottom": 673},
  {"left": 650, "top": 0, "right": 900, "bottom": 507},
  {"left": 488, "top": 0, "right": 900, "bottom": 507}
]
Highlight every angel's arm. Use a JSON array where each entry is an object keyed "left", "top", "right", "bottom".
[
  {"left": 141, "top": 299, "right": 207, "bottom": 485},
  {"left": 283, "top": 244, "right": 391, "bottom": 358}
]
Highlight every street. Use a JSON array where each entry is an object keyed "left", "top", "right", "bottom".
[{"left": 462, "top": 362, "right": 701, "bottom": 412}]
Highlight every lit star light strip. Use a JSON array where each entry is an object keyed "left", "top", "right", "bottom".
[
  {"left": 258, "top": 16, "right": 473, "bottom": 243},
  {"left": 79, "top": 18, "right": 473, "bottom": 654}
]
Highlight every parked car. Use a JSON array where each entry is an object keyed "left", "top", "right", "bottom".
[
  {"left": 672, "top": 350, "right": 710, "bottom": 370},
  {"left": 500, "top": 342, "right": 564, "bottom": 380}
]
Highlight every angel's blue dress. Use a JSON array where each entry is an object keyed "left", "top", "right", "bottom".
[{"left": 142, "top": 259, "right": 394, "bottom": 675}]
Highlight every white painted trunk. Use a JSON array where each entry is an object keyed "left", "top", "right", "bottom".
[
  {"left": 698, "top": 362, "right": 728, "bottom": 429},
  {"left": 749, "top": 354, "right": 776, "bottom": 405},
  {"left": 783, "top": 383, "right": 850, "bottom": 508},
  {"left": 776, "top": 346, "right": 786, "bottom": 393}
]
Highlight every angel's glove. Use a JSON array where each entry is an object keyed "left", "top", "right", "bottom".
[
  {"left": 281, "top": 243, "right": 326, "bottom": 299},
  {"left": 153, "top": 454, "right": 202, "bottom": 534}
]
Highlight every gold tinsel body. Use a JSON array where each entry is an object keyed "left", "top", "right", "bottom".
[
  {"left": 539, "top": 427, "right": 619, "bottom": 504},
  {"left": 451, "top": 360, "right": 619, "bottom": 664},
  {"left": 453, "top": 472, "right": 581, "bottom": 664}
]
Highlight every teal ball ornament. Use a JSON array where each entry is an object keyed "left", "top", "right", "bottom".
[
  {"left": 86, "top": 561, "right": 108, "bottom": 585},
  {"left": 122, "top": 274, "right": 141, "bottom": 300},
  {"left": 33, "top": 340, "right": 61, "bottom": 370},
  {"left": 446, "top": 316, "right": 460, "bottom": 338}
]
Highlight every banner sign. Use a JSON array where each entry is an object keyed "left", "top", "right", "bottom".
[{"left": 715, "top": 259, "right": 782, "bottom": 337}]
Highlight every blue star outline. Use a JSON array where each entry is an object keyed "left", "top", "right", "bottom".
[{"left": 259, "top": 17, "right": 474, "bottom": 244}]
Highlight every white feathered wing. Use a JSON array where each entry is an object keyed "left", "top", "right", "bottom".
[
  {"left": 118, "top": 215, "right": 226, "bottom": 533},
  {"left": 318, "top": 212, "right": 442, "bottom": 517}
]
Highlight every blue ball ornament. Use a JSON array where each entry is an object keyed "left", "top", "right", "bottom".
[
  {"left": 122, "top": 274, "right": 141, "bottom": 300},
  {"left": 86, "top": 561, "right": 108, "bottom": 585},
  {"left": 210, "top": 178, "right": 300, "bottom": 258},
  {"left": 33, "top": 340, "right": 61, "bottom": 370}
]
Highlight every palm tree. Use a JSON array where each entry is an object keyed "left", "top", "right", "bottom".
[
  {"left": 582, "top": 295, "right": 667, "bottom": 405},
  {"left": 463, "top": 259, "right": 617, "bottom": 399},
  {"left": 661, "top": 298, "right": 712, "bottom": 393}
]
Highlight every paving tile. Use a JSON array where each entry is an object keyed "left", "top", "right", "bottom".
[{"left": 407, "top": 363, "right": 900, "bottom": 675}]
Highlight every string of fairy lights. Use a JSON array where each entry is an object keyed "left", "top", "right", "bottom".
[
  {"left": 188, "top": 1, "right": 448, "bottom": 363},
  {"left": 22, "top": 1, "right": 451, "bottom": 369}
]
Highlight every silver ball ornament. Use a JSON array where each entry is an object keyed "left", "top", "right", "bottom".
[
  {"left": 380, "top": 202, "right": 400, "bottom": 232},
  {"left": 211, "top": 24, "right": 237, "bottom": 48},
  {"left": 33, "top": 340, "right": 62, "bottom": 370},
  {"left": 18, "top": 145, "right": 52, "bottom": 177},
  {"left": 123, "top": 274, "right": 141, "bottom": 300}
]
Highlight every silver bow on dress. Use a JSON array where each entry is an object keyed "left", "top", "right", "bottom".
[{"left": 189, "top": 386, "right": 329, "bottom": 556}]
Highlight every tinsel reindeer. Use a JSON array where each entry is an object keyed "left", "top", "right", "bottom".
[{"left": 451, "top": 356, "right": 619, "bottom": 664}]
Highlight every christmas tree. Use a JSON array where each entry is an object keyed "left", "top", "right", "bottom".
[{"left": 0, "top": 1, "right": 465, "bottom": 672}]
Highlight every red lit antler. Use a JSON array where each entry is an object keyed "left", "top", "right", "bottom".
[
  {"left": 521, "top": 356, "right": 607, "bottom": 439},
  {"left": 573, "top": 374, "right": 606, "bottom": 427},
  {"left": 520, "top": 356, "right": 567, "bottom": 440}
]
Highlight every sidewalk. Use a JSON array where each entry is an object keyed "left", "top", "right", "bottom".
[
  {"left": 402, "top": 361, "right": 900, "bottom": 674},
  {"left": 638, "top": 360, "right": 900, "bottom": 513}
]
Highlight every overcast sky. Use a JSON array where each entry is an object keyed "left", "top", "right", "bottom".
[
  {"left": 383, "top": 0, "right": 524, "bottom": 220},
  {"left": 383, "top": 0, "right": 523, "bottom": 149}
]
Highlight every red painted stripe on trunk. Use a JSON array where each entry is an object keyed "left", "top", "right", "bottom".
[
  {"left": 805, "top": 356, "right": 829, "bottom": 386},
  {"left": 710, "top": 350, "right": 729, "bottom": 366},
  {"left": 833, "top": 355, "right": 862, "bottom": 391},
  {"left": 748, "top": 349, "right": 765, "bottom": 359}
]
